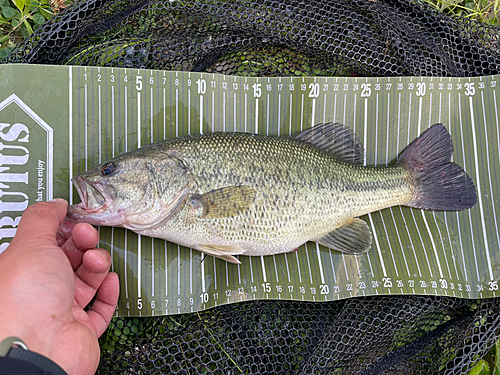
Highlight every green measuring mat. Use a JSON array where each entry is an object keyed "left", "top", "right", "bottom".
[{"left": 0, "top": 64, "right": 498, "bottom": 317}]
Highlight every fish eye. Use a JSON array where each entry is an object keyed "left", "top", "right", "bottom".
[{"left": 101, "top": 162, "right": 118, "bottom": 176}]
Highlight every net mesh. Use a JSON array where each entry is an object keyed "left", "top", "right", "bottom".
[
  {"left": 4, "top": 0, "right": 500, "bottom": 373},
  {"left": 5, "top": 0, "right": 500, "bottom": 77},
  {"left": 96, "top": 296, "right": 500, "bottom": 375}
]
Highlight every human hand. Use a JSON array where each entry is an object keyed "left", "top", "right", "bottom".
[{"left": 0, "top": 199, "right": 119, "bottom": 375}]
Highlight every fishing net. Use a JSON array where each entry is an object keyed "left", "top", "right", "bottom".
[
  {"left": 5, "top": 0, "right": 500, "bottom": 76},
  {"left": 4, "top": 0, "right": 500, "bottom": 373},
  {"left": 96, "top": 296, "right": 500, "bottom": 375}
]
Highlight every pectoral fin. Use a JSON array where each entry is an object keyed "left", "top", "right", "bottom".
[
  {"left": 314, "top": 218, "right": 372, "bottom": 255},
  {"left": 196, "top": 244, "right": 246, "bottom": 264},
  {"left": 191, "top": 185, "right": 256, "bottom": 219}
]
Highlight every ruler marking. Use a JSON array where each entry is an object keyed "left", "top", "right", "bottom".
[
  {"left": 112, "top": 86, "right": 115, "bottom": 157},
  {"left": 363, "top": 98, "right": 368, "bottom": 165},
  {"left": 354, "top": 255, "right": 361, "bottom": 279},
  {"left": 368, "top": 96, "right": 398, "bottom": 277},
  {"left": 368, "top": 213, "right": 387, "bottom": 277},
  {"left": 469, "top": 96, "right": 493, "bottom": 280},
  {"left": 447, "top": 91, "right": 464, "bottom": 281},
  {"left": 385, "top": 90, "right": 411, "bottom": 277},
  {"left": 177, "top": 245, "right": 181, "bottom": 295},
  {"left": 388, "top": 209, "right": 410, "bottom": 277},
  {"left": 419, "top": 97, "right": 444, "bottom": 279},
  {"left": 482, "top": 89, "right": 500, "bottom": 270},
  {"left": 353, "top": 93, "right": 357, "bottom": 134},
  {"left": 226, "top": 260, "right": 229, "bottom": 288},
  {"left": 162, "top": 87, "right": 166, "bottom": 138},
  {"left": 98, "top": 70, "right": 102, "bottom": 164},
  {"left": 255, "top": 98, "right": 259, "bottom": 134},
  {"left": 304, "top": 243, "right": 313, "bottom": 284},
  {"left": 289, "top": 93, "right": 293, "bottom": 135},
  {"left": 333, "top": 90, "right": 337, "bottom": 122},
  {"left": 200, "top": 93, "right": 204, "bottom": 134},
  {"left": 266, "top": 94, "right": 270, "bottom": 134},
  {"left": 137, "top": 91, "right": 141, "bottom": 148},
  {"left": 174, "top": 87, "right": 178, "bottom": 137},
  {"left": 190, "top": 248, "right": 193, "bottom": 295},
  {"left": 152, "top": 240, "right": 155, "bottom": 297},
  {"left": 260, "top": 255, "right": 267, "bottom": 283},
  {"left": 385, "top": 92, "right": 390, "bottom": 166},
  {"left": 323, "top": 93, "right": 327, "bottom": 123},
  {"left": 458, "top": 95, "right": 474, "bottom": 282},
  {"left": 494, "top": 90, "right": 500, "bottom": 165},
  {"left": 68, "top": 68, "right": 73, "bottom": 204},
  {"left": 366, "top": 244, "right": 374, "bottom": 278},
  {"left": 165, "top": 242, "right": 168, "bottom": 296},
  {"left": 273, "top": 255, "right": 279, "bottom": 283},
  {"left": 422, "top": 211, "right": 443, "bottom": 279},
  {"left": 277, "top": 93, "right": 281, "bottom": 136},
  {"left": 201, "top": 250, "right": 205, "bottom": 293},
  {"left": 223, "top": 91, "right": 226, "bottom": 132},
  {"left": 300, "top": 94, "right": 304, "bottom": 131},
  {"left": 137, "top": 236, "right": 141, "bottom": 299},
  {"left": 315, "top": 243, "right": 325, "bottom": 284},
  {"left": 249, "top": 254, "right": 254, "bottom": 282},
  {"left": 311, "top": 98, "right": 316, "bottom": 127},
  {"left": 234, "top": 92, "right": 237, "bottom": 131},
  {"left": 410, "top": 209, "right": 433, "bottom": 278},
  {"left": 284, "top": 253, "right": 291, "bottom": 283},
  {"left": 406, "top": 93, "right": 431, "bottom": 278},
  {"left": 213, "top": 257, "right": 218, "bottom": 290},
  {"left": 150, "top": 87, "right": 153, "bottom": 142},
  {"left": 244, "top": 92, "right": 247, "bottom": 133},
  {"left": 295, "top": 251, "right": 302, "bottom": 283},
  {"left": 433, "top": 96, "right": 453, "bottom": 280},
  {"left": 212, "top": 90, "right": 215, "bottom": 132},
  {"left": 343, "top": 92, "right": 346, "bottom": 125},
  {"left": 328, "top": 249, "right": 337, "bottom": 283},
  {"left": 374, "top": 91, "right": 378, "bottom": 165},
  {"left": 341, "top": 253, "right": 349, "bottom": 281},
  {"left": 84, "top": 82, "right": 88, "bottom": 170}
]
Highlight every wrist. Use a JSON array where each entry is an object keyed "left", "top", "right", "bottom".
[
  {"left": 0, "top": 313, "right": 65, "bottom": 373},
  {"left": 0, "top": 336, "right": 68, "bottom": 375}
]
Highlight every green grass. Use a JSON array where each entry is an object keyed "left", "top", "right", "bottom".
[
  {"left": 0, "top": 0, "right": 61, "bottom": 58},
  {"left": 426, "top": 0, "right": 500, "bottom": 25}
]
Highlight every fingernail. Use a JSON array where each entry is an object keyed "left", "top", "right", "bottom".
[
  {"left": 49, "top": 198, "right": 67, "bottom": 204},
  {"left": 96, "top": 249, "right": 109, "bottom": 262},
  {"left": 57, "top": 220, "right": 76, "bottom": 239}
]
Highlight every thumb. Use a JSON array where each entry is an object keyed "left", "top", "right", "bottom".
[{"left": 10, "top": 199, "right": 69, "bottom": 248}]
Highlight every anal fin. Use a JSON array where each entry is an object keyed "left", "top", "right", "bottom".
[
  {"left": 314, "top": 218, "right": 372, "bottom": 255},
  {"left": 196, "top": 244, "right": 246, "bottom": 264}
]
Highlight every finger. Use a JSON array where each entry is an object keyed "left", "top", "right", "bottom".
[
  {"left": 56, "top": 220, "right": 78, "bottom": 247},
  {"left": 60, "top": 223, "right": 100, "bottom": 270},
  {"left": 10, "top": 199, "right": 68, "bottom": 249},
  {"left": 74, "top": 249, "right": 111, "bottom": 308},
  {"left": 87, "top": 272, "right": 120, "bottom": 337}
]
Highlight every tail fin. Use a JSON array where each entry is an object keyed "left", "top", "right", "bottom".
[{"left": 398, "top": 124, "right": 477, "bottom": 211}]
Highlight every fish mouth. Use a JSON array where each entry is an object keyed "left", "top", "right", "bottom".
[{"left": 68, "top": 176, "right": 109, "bottom": 215}]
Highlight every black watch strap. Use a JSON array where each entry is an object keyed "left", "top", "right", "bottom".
[{"left": 0, "top": 337, "right": 67, "bottom": 375}]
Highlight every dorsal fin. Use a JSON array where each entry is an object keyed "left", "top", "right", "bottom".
[{"left": 292, "top": 123, "right": 364, "bottom": 164}]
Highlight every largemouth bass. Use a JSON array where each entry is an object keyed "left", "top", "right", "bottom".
[{"left": 68, "top": 123, "right": 477, "bottom": 264}]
